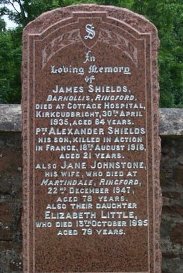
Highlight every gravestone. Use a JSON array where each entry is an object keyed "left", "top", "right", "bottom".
[{"left": 22, "top": 4, "right": 162, "bottom": 273}]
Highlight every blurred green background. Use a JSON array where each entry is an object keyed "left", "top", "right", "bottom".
[{"left": 0, "top": 0, "right": 182, "bottom": 107}]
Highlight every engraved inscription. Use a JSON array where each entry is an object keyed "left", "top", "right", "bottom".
[
  {"left": 35, "top": 48, "right": 147, "bottom": 237},
  {"left": 84, "top": 24, "right": 96, "bottom": 40}
]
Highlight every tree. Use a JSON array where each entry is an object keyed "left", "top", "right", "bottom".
[
  {"left": 0, "top": 17, "right": 6, "bottom": 31},
  {"left": 0, "top": 0, "right": 182, "bottom": 107},
  {"left": 0, "top": 0, "right": 68, "bottom": 27},
  {"left": 0, "top": 28, "right": 21, "bottom": 103},
  {"left": 131, "top": 0, "right": 183, "bottom": 107}
]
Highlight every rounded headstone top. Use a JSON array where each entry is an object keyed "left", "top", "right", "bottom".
[{"left": 23, "top": 4, "right": 159, "bottom": 44}]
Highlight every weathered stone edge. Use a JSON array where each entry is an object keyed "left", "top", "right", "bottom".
[{"left": 0, "top": 105, "right": 182, "bottom": 135}]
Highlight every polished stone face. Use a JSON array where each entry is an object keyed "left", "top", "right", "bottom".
[{"left": 22, "top": 5, "right": 161, "bottom": 273}]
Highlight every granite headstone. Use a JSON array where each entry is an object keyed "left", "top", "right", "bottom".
[{"left": 22, "top": 4, "right": 162, "bottom": 272}]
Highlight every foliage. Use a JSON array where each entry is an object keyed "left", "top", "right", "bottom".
[
  {"left": 131, "top": 0, "right": 183, "bottom": 107},
  {"left": 0, "top": 28, "right": 21, "bottom": 103},
  {"left": 0, "top": 17, "right": 5, "bottom": 30},
  {"left": 0, "top": 0, "right": 60, "bottom": 27},
  {"left": 0, "top": 0, "right": 182, "bottom": 107}
]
